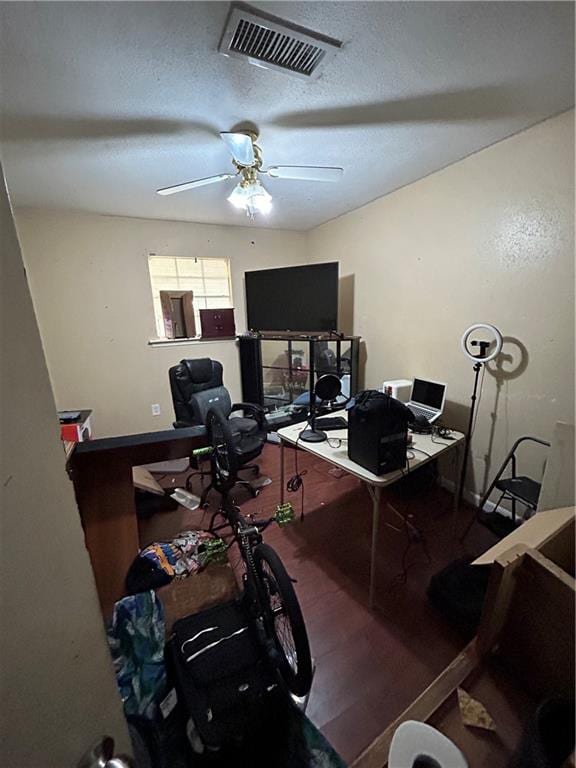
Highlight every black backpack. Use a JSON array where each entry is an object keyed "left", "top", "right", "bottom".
[{"left": 169, "top": 600, "right": 276, "bottom": 748}]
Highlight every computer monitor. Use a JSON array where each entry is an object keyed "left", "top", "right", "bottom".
[{"left": 245, "top": 262, "right": 339, "bottom": 332}]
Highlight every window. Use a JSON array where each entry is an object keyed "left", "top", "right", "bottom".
[{"left": 148, "top": 255, "right": 233, "bottom": 339}]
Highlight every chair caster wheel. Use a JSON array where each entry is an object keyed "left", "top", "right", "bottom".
[
  {"left": 252, "top": 489, "right": 260, "bottom": 498},
  {"left": 202, "top": 502, "right": 210, "bottom": 510}
]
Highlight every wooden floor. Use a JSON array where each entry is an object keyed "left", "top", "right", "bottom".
[{"left": 144, "top": 442, "right": 497, "bottom": 764}]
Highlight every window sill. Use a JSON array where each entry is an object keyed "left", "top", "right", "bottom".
[{"left": 148, "top": 336, "right": 237, "bottom": 348}]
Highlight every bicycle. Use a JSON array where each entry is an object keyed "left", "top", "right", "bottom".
[{"left": 192, "top": 406, "right": 313, "bottom": 698}]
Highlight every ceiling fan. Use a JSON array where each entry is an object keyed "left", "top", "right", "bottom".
[{"left": 156, "top": 130, "right": 343, "bottom": 218}]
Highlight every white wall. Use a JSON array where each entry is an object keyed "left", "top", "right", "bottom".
[
  {"left": 308, "top": 111, "right": 575, "bottom": 497},
  {"left": 0, "top": 167, "right": 130, "bottom": 765},
  {"left": 16, "top": 211, "right": 307, "bottom": 437}
]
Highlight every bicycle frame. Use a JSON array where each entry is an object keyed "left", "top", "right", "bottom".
[
  {"left": 210, "top": 495, "right": 267, "bottom": 588},
  {"left": 210, "top": 495, "right": 288, "bottom": 673},
  {"left": 184, "top": 405, "right": 314, "bottom": 705}
]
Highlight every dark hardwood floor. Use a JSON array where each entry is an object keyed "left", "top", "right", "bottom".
[{"left": 145, "top": 442, "right": 497, "bottom": 764}]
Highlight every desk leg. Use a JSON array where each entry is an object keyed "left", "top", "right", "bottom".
[
  {"left": 280, "top": 440, "right": 285, "bottom": 504},
  {"left": 367, "top": 484, "right": 382, "bottom": 610}
]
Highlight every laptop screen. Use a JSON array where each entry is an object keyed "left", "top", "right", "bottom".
[{"left": 411, "top": 378, "right": 445, "bottom": 410}]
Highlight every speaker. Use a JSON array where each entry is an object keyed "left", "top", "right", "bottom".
[{"left": 238, "top": 336, "right": 264, "bottom": 406}]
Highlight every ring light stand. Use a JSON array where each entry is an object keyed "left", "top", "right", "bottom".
[
  {"left": 300, "top": 373, "right": 342, "bottom": 443},
  {"left": 457, "top": 324, "right": 503, "bottom": 512}
]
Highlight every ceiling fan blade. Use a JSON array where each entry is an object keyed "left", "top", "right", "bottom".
[
  {"left": 156, "top": 173, "right": 234, "bottom": 196},
  {"left": 272, "top": 86, "right": 523, "bottom": 129},
  {"left": 266, "top": 166, "right": 343, "bottom": 182},
  {"left": 220, "top": 132, "right": 255, "bottom": 166},
  {"left": 0, "top": 115, "right": 217, "bottom": 143}
]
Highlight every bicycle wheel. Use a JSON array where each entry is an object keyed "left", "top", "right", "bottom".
[
  {"left": 254, "top": 543, "right": 312, "bottom": 697},
  {"left": 206, "top": 407, "right": 238, "bottom": 494}
]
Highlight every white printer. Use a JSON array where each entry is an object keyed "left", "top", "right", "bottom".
[{"left": 381, "top": 379, "right": 412, "bottom": 403}]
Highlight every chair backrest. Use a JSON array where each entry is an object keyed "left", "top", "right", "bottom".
[
  {"left": 169, "top": 358, "right": 232, "bottom": 426},
  {"left": 314, "top": 342, "right": 337, "bottom": 375}
]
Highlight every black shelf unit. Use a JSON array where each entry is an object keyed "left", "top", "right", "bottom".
[{"left": 238, "top": 334, "right": 361, "bottom": 412}]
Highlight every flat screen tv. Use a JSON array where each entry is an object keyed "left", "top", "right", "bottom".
[{"left": 245, "top": 262, "right": 339, "bottom": 332}]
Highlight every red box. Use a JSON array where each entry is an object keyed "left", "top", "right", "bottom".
[{"left": 59, "top": 410, "right": 92, "bottom": 443}]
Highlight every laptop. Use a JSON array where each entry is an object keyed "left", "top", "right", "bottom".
[{"left": 406, "top": 378, "right": 447, "bottom": 424}]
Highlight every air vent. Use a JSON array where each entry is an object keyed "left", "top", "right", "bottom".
[{"left": 219, "top": 3, "right": 342, "bottom": 79}]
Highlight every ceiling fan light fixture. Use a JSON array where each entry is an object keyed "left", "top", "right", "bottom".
[
  {"left": 227, "top": 179, "right": 272, "bottom": 218},
  {"left": 227, "top": 182, "right": 249, "bottom": 209}
]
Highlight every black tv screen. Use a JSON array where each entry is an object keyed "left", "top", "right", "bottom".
[{"left": 245, "top": 262, "right": 339, "bottom": 332}]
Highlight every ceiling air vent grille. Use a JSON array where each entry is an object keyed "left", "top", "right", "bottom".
[{"left": 219, "top": 3, "right": 342, "bottom": 79}]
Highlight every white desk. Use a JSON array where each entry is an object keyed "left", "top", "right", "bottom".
[{"left": 277, "top": 411, "right": 464, "bottom": 608}]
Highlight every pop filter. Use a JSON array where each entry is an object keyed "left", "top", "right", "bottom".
[
  {"left": 315, "top": 374, "right": 342, "bottom": 402},
  {"left": 299, "top": 374, "right": 342, "bottom": 443}
]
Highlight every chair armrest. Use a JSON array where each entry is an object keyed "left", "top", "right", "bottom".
[
  {"left": 173, "top": 420, "right": 194, "bottom": 429},
  {"left": 230, "top": 402, "right": 267, "bottom": 430}
]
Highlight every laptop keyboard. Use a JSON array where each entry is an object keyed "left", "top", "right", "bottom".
[{"left": 408, "top": 405, "right": 435, "bottom": 422}]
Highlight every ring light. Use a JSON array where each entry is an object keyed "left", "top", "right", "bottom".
[
  {"left": 457, "top": 322, "right": 503, "bottom": 521},
  {"left": 461, "top": 323, "right": 503, "bottom": 363}
]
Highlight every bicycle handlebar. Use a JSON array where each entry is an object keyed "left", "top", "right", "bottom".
[{"left": 192, "top": 446, "right": 213, "bottom": 457}]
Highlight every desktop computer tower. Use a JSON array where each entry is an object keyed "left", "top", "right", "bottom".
[{"left": 347, "top": 391, "right": 411, "bottom": 475}]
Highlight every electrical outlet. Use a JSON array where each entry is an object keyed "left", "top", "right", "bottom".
[{"left": 151, "top": 404, "right": 161, "bottom": 416}]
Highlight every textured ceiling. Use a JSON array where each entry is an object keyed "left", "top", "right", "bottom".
[{"left": 0, "top": 1, "right": 573, "bottom": 230}]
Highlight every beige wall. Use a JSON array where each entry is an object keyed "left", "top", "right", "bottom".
[
  {"left": 14, "top": 112, "right": 575, "bottom": 498},
  {"left": 308, "top": 110, "right": 575, "bottom": 498},
  {"left": 1, "top": 167, "right": 130, "bottom": 764},
  {"left": 16, "top": 211, "right": 307, "bottom": 437}
]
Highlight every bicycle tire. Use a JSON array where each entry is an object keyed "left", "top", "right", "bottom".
[
  {"left": 254, "top": 543, "right": 313, "bottom": 697},
  {"left": 206, "top": 407, "right": 238, "bottom": 493}
]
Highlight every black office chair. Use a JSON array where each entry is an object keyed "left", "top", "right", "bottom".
[
  {"left": 314, "top": 342, "right": 338, "bottom": 376},
  {"left": 169, "top": 358, "right": 267, "bottom": 502}
]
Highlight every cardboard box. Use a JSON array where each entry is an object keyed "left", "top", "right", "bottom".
[
  {"left": 354, "top": 507, "right": 575, "bottom": 768},
  {"left": 472, "top": 505, "right": 574, "bottom": 567},
  {"left": 157, "top": 562, "right": 239, "bottom": 637}
]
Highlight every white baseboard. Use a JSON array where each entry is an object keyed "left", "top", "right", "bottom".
[{"left": 438, "top": 476, "right": 501, "bottom": 515}]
